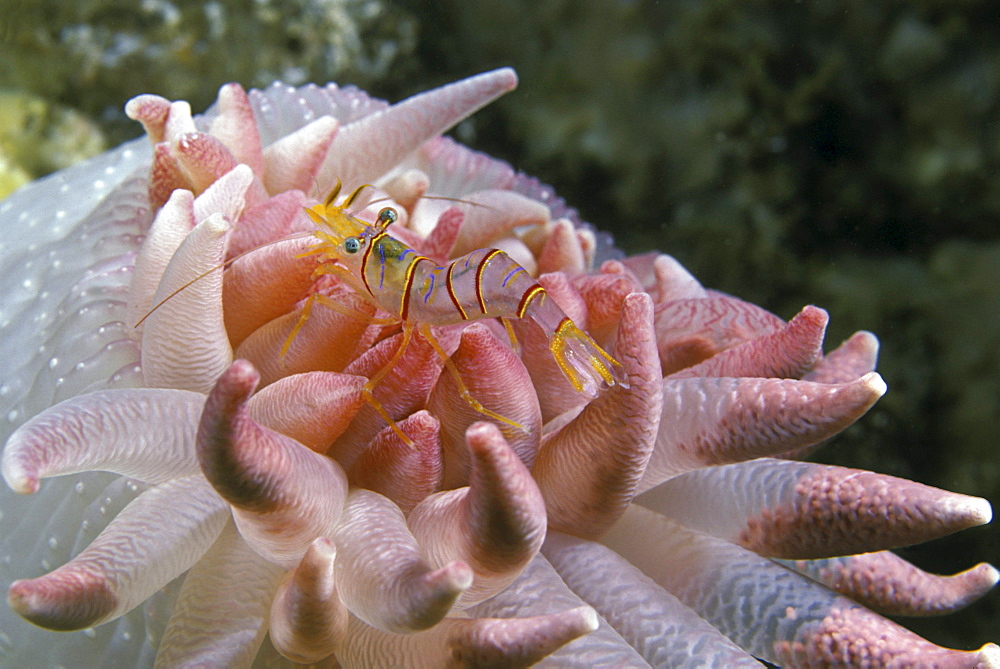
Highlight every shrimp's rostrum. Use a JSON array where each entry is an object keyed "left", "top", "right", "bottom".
[{"left": 296, "top": 180, "right": 628, "bottom": 442}]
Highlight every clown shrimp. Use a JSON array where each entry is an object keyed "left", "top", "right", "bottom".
[{"left": 288, "top": 181, "right": 628, "bottom": 441}]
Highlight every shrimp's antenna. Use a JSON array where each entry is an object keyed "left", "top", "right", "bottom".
[
  {"left": 133, "top": 230, "right": 314, "bottom": 327},
  {"left": 335, "top": 177, "right": 501, "bottom": 215},
  {"left": 367, "top": 193, "right": 500, "bottom": 213},
  {"left": 134, "top": 184, "right": 495, "bottom": 328}
]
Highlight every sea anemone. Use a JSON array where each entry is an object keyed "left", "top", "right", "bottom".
[{"left": 1, "top": 69, "right": 996, "bottom": 666}]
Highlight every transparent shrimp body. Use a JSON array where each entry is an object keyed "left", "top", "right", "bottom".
[{"left": 298, "top": 182, "right": 627, "bottom": 440}]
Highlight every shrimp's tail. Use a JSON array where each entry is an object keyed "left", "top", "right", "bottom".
[{"left": 549, "top": 319, "right": 629, "bottom": 395}]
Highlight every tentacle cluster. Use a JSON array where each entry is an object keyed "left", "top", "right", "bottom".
[{"left": 0, "top": 70, "right": 995, "bottom": 667}]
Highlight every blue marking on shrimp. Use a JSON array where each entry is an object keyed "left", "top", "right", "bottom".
[
  {"left": 502, "top": 266, "right": 527, "bottom": 288},
  {"left": 378, "top": 239, "right": 387, "bottom": 289},
  {"left": 424, "top": 269, "right": 440, "bottom": 303}
]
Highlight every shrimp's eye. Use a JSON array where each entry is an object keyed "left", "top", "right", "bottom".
[
  {"left": 344, "top": 237, "right": 361, "bottom": 254},
  {"left": 377, "top": 207, "right": 398, "bottom": 227}
]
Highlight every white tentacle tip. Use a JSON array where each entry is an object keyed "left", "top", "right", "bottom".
[
  {"left": 973, "top": 497, "right": 994, "bottom": 525},
  {"left": 391, "top": 561, "right": 475, "bottom": 633},
  {"left": 270, "top": 537, "right": 347, "bottom": 663},
  {"left": 859, "top": 371, "right": 887, "bottom": 397},
  {"left": 201, "top": 211, "right": 232, "bottom": 235},
  {"left": 947, "top": 495, "right": 993, "bottom": 527},
  {"left": 978, "top": 643, "right": 1000, "bottom": 668},
  {"left": 7, "top": 575, "right": 117, "bottom": 631},
  {"left": 981, "top": 563, "right": 1000, "bottom": 588},
  {"left": 1, "top": 454, "right": 38, "bottom": 495},
  {"left": 434, "top": 560, "right": 475, "bottom": 595},
  {"left": 573, "top": 605, "right": 600, "bottom": 634},
  {"left": 481, "top": 67, "right": 519, "bottom": 91}
]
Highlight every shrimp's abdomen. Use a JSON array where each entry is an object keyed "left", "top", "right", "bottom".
[
  {"left": 406, "top": 248, "right": 538, "bottom": 325},
  {"left": 408, "top": 247, "right": 628, "bottom": 393}
]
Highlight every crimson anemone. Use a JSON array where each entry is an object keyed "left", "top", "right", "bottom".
[{"left": 0, "top": 69, "right": 997, "bottom": 666}]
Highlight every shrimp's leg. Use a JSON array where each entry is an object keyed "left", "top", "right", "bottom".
[
  {"left": 550, "top": 319, "right": 629, "bottom": 394},
  {"left": 499, "top": 317, "right": 521, "bottom": 355},
  {"left": 279, "top": 292, "right": 396, "bottom": 357},
  {"left": 417, "top": 322, "right": 526, "bottom": 433},
  {"left": 283, "top": 303, "right": 414, "bottom": 446},
  {"left": 280, "top": 292, "right": 319, "bottom": 357},
  {"left": 363, "top": 322, "right": 417, "bottom": 446},
  {"left": 280, "top": 261, "right": 395, "bottom": 357}
]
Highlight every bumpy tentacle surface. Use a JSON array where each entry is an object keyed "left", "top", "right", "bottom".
[
  {"left": 469, "top": 555, "right": 648, "bottom": 665},
  {"left": 542, "top": 532, "right": 761, "bottom": 667},
  {"left": 669, "top": 305, "right": 828, "bottom": 379},
  {"left": 533, "top": 292, "right": 662, "bottom": 538},
  {"left": 320, "top": 68, "right": 519, "bottom": 190},
  {"left": 155, "top": 522, "right": 284, "bottom": 667},
  {"left": 409, "top": 422, "right": 547, "bottom": 608},
  {"left": 196, "top": 360, "right": 349, "bottom": 567},
  {"left": 246, "top": 370, "right": 366, "bottom": 452},
  {"left": 335, "top": 606, "right": 598, "bottom": 668},
  {"left": 602, "top": 505, "right": 1000, "bottom": 667},
  {"left": 268, "top": 537, "right": 349, "bottom": 663},
  {"left": 331, "top": 488, "right": 473, "bottom": 633},
  {"left": 8, "top": 476, "right": 226, "bottom": 631},
  {"left": 641, "top": 373, "right": 886, "bottom": 487},
  {"left": 141, "top": 212, "right": 233, "bottom": 392},
  {"left": 426, "top": 323, "right": 542, "bottom": 487},
  {"left": 3, "top": 388, "right": 205, "bottom": 493},
  {"left": 781, "top": 551, "right": 999, "bottom": 617},
  {"left": 638, "top": 457, "right": 993, "bottom": 559},
  {"left": 349, "top": 410, "right": 443, "bottom": 514}
]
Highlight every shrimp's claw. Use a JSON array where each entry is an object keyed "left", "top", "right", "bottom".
[{"left": 550, "top": 319, "right": 629, "bottom": 395}]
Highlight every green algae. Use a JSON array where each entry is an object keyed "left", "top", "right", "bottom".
[{"left": 0, "top": 90, "right": 106, "bottom": 199}]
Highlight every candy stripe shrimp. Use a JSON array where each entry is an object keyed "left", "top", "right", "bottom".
[{"left": 293, "top": 180, "right": 628, "bottom": 442}]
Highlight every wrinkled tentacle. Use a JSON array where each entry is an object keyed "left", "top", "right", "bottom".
[{"left": 417, "top": 322, "right": 525, "bottom": 433}]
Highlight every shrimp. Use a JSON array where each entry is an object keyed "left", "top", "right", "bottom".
[{"left": 291, "top": 180, "right": 628, "bottom": 443}]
